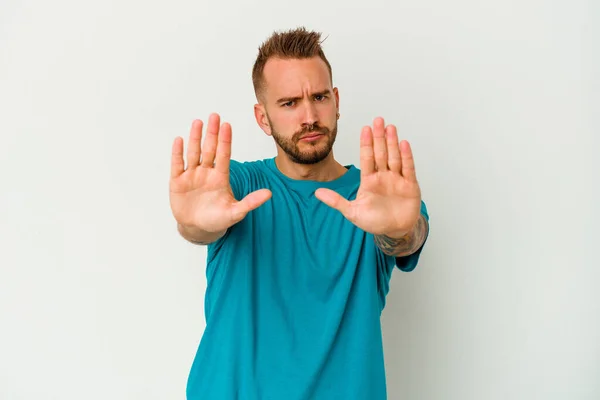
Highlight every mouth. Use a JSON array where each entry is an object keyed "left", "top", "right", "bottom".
[{"left": 299, "top": 132, "right": 325, "bottom": 142}]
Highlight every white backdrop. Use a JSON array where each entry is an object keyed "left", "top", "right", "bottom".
[{"left": 1, "top": 0, "right": 598, "bottom": 399}]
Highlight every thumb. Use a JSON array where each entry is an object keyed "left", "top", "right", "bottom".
[
  {"left": 315, "top": 188, "right": 353, "bottom": 218},
  {"left": 231, "top": 189, "right": 272, "bottom": 222}
]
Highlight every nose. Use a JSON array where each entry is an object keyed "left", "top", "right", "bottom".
[{"left": 301, "top": 101, "right": 318, "bottom": 128}]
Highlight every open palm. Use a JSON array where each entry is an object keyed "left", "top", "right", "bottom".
[
  {"left": 315, "top": 117, "right": 422, "bottom": 236},
  {"left": 169, "top": 114, "right": 271, "bottom": 234}
]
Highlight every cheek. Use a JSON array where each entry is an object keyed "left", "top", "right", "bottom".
[
  {"left": 271, "top": 111, "right": 298, "bottom": 135},
  {"left": 317, "top": 105, "right": 337, "bottom": 124},
  {"left": 286, "top": 110, "right": 307, "bottom": 129}
]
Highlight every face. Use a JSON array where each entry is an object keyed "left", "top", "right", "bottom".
[{"left": 255, "top": 57, "right": 339, "bottom": 165}]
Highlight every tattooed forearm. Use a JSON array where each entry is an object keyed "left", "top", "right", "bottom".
[{"left": 374, "top": 215, "right": 428, "bottom": 257}]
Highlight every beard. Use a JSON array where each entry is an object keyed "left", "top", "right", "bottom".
[{"left": 267, "top": 115, "right": 338, "bottom": 165}]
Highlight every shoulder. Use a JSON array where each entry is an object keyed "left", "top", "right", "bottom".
[
  {"left": 229, "top": 158, "right": 273, "bottom": 182},
  {"left": 230, "top": 158, "right": 269, "bottom": 172},
  {"left": 228, "top": 158, "right": 274, "bottom": 200}
]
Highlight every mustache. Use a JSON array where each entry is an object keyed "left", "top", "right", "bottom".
[{"left": 293, "top": 124, "right": 330, "bottom": 140}]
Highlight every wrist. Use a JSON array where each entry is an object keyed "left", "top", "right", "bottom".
[
  {"left": 382, "top": 218, "right": 419, "bottom": 239},
  {"left": 177, "top": 223, "right": 225, "bottom": 244}
]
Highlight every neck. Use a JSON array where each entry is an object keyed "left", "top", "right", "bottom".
[{"left": 274, "top": 152, "right": 347, "bottom": 182}]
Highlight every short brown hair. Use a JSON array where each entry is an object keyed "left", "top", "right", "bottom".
[{"left": 252, "top": 27, "right": 333, "bottom": 101}]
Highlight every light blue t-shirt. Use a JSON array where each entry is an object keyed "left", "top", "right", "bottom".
[{"left": 186, "top": 158, "right": 429, "bottom": 400}]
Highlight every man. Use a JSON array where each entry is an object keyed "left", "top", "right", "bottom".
[{"left": 169, "top": 27, "right": 430, "bottom": 400}]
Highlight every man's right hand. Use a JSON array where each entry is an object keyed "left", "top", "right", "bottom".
[{"left": 169, "top": 113, "right": 272, "bottom": 239}]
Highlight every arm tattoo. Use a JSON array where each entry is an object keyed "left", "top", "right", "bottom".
[{"left": 374, "top": 215, "right": 428, "bottom": 257}]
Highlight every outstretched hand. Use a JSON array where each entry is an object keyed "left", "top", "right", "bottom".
[
  {"left": 169, "top": 113, "right": 272, "bottom": 234},
  {"left": 315, "top": 117, "right": 422, "bottom": 237}
]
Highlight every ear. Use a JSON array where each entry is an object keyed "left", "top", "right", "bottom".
[
  {"left": 254, "top": 103, "right": 272, "bottom": 136},
  {"left": 333, "top": 87, "right": 340, "bottom": 115}
]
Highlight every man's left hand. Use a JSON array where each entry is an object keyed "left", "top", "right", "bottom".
[{"left": 315, "top": 117, "right": 422, "bottom": 237}]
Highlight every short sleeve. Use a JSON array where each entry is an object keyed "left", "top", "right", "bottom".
[
  {"left": 228, "top": 160, "right": 249, "bottom": 201},
  {"left": 206, "top": 160, "right": 249, "bottom": 260},
  {"left": 395, "top": 199, "right": 430, "bottom": 272}
]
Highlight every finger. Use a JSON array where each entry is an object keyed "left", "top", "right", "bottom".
[
  {"left": 170, "top": 136, "right": 185, "bottom": 178},
  {"left": 386, "top": 124, "right": 402, "bottom": 173},
  {"left": 214, "top": 122, "right": 232, "bottom": 175},
  {"left": 231, "top": 189, "right": 272, "bottom": 222},
  {"left": 360, "top": 126, "right": 375, "bottom": 176},
  {"left": 372, "top": 117, "right": 388, "bottom": 171},
  {"left": 400, "top": 140, "right": 417, "bottom": 181},
  {"left": 201, "top": 113, "right": 220, "bottom": 168},
  {"left": 186, "top": 119, "right": 203, "bottom": 169},
  {"left": 314, "top": 188, "right": 354, "bottom": 220}
]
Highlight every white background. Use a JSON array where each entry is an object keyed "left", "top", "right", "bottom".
[{"left": 1, "top": 0, "right": 598, "bottom": 399}]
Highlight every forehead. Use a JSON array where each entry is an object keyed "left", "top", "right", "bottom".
[{"left": 262, "top": 57, "right": 331, "bottom": 98}]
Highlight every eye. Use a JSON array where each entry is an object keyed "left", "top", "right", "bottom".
[
  {"left": 282, "top": 101, "right": 294, "bottom": 107},
  {"left": 314, "top": 94, "right": 326, "bottom": 101}
]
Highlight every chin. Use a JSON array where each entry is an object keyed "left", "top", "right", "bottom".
[{"left": 292, "top": 149, "right": 331, "bottom": 164}]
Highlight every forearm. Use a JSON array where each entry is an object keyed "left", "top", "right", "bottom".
[
  {"left": 177, "top": 223, "right": 226, "bottom": 245},
  {"left": 374, "top": 214, "right": 428, "bottom": 257}
]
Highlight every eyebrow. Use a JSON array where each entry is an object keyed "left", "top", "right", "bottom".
[{"left": 276, "top": 89, "right": 332, "bottom": 104}]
